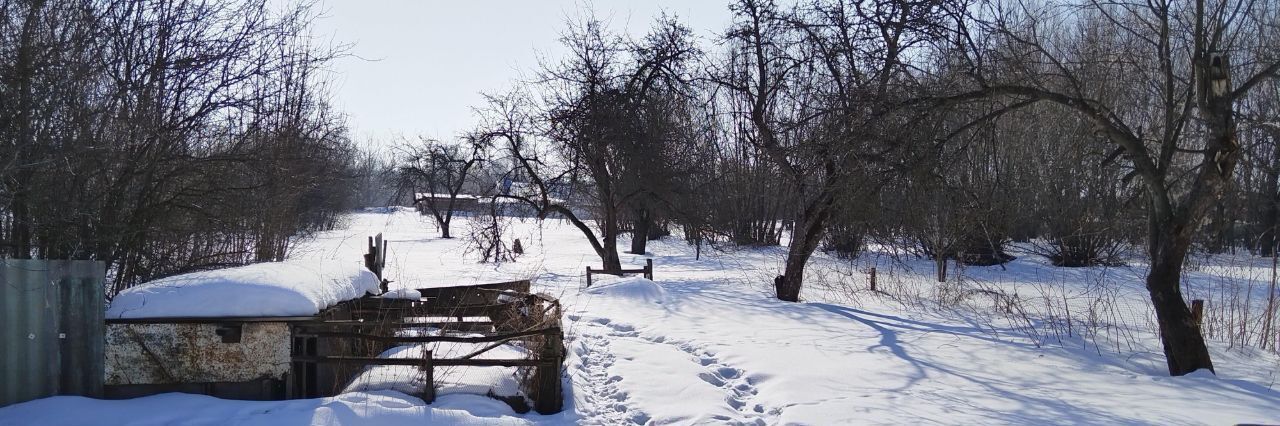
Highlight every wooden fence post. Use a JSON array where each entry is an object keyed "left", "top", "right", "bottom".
[
  {"left": 364, "top": 234, "right": 389, "bottom": 293},
  {"left": 869, "top": 267, "right": 877, "bottom": 292},
  {"left": 364, "top": 236, "right": 374, "bottom": 272},
  {"left": 1266, "top": 249, "right": 1278, "bottom": 351},
  {"left": 645, "top": 259, "right": 653, "bottom": 280},
  {"left": 585, "top": 267, "right": 592, "bottom": 287},
  {"left": 532, "top": 331, "right": 563, "bottom": 414},
  {"left": 421, "top": 350, "right": 435, "bottom": 404}
]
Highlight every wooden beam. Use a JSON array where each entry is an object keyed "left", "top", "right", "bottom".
[
  {"left": 291, "top": 355, "right": 556, "bottom": 368},
  {"left": 304, "top": 327, "right": 559, "bottom": 344},
  {"left": 305, "top": 320, "right": 494, "bottom": 328}
]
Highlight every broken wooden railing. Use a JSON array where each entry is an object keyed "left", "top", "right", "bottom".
[
  {"left": 585, "top": 258, "right": 654, "bottom": 287},
  {"left": 363, "top": 233, "right": 389, "bottom": 293},
  {"left": 289, "top": 280, "right": 564, "bottom": 414}
]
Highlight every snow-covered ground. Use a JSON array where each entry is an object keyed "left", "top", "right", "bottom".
[{"left": 3, "top": 207, "right": 1279, "bottom": 425}]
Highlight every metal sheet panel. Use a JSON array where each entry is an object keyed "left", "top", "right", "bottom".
[
  {"left": 53, "top": 260, "right": 105, "bottom": 398},
  {"left": 0, "top": 259, "right": 105, "bottom": 407}
]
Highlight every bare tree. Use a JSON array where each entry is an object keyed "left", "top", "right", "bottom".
[
  {"left": 476, "top": 15, "right": 697, "bottom": 271},
  {"left": 714, "top": 0, "right": 950, "bottom": 301},
  {"left": 0, "top": 0, "right": 358, "bottom": 294},
  {"left": 938, "top": 0, "right": 1280, "bottom": 375},
  {"left": 398, "top": 136, "right": 486, "bottom": 238}
]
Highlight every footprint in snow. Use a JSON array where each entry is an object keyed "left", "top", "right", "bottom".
[
  {"left": 588, "top": 318, "right": 776, "bottom": 422},
  {"left": 571, "top": 317, "right": 652, "bottom": 425}
]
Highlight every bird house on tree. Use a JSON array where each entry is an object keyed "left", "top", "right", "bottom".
[
  {"left": 1198, "top": 53, "right": 1232, "bottom": 105},
  {"left": 1209, "top": 54, "right": 1231, "bottom": 98}
]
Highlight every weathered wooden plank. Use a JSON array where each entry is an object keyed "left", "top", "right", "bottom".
[
  {"left": 292, "top": 356, "right": 555, "bottom": 368},
  {"left": 305, "top": 320, "right": 494, "bottom": 328},
  {"left": 303, "top": 327, "right": 558, "bottom": 344},
  {"left": 531, "top": 331, "right": 564, "bottom": 414},
  {"left": 587, "top": 268, "right": 648, "bottom": 274}
]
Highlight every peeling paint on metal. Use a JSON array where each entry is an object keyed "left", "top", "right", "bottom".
[{"left": 104, "top": 322, "right": 291, "bottom": 385}]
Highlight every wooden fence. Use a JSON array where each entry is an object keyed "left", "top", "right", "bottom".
[
  {"left": 585, "top": 259, "right": 654, "bottom": 287},
  {"left": 289, "top": 280, "right": 565, "bottom": 414}
]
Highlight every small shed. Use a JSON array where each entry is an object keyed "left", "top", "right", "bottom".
[
  {"left": 102, "top": 259, "right": 382, "bottom": 400},
  {"left": 101, "top": 249, "right": 566, "bottom": 413},
  {"left": 414, "top": 192, "right": 481, "bottom": 214}
]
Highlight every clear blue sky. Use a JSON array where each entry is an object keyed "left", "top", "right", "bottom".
[{"left": 312, "top": 1, "right": 734, "bottom": 152}]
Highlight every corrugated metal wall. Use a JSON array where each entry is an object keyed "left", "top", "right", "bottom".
[{"left": 1, "top": 259, "right": 105, "bottom": 407}]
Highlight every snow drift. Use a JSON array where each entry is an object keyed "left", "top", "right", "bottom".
[
  {"left": 585, "top": 276, "right": 669, "bottom": 304},
  {"left": 107, "top": 259, "right": 381, "bottom": 319}
]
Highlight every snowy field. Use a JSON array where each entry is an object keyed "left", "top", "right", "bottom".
[{"left": 2, "top": 207, "right": 1279, "bottom": 425}]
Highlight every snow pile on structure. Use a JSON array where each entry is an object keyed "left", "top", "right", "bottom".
[
  {"left": 107, "top": 260, "right": 381, "bottom": 319},
  {"left": 585, "top": 276, "right": 668, "bottom": 304},
  {"left": 381, "top": 287, "right": 422, "bottom": 300}
]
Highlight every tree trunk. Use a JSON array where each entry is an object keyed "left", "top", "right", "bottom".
[
  {"left": 7, "top": 1, "right": 43, "bottom": 260},
  {"left": 630, "top": 208, "right": 650, "bottom": 255},
  {"left": 1260, "top": 136, "right": 1280, "bottom": 256},
  {"left": 1136, "top": 47, "right": 1237, "bottom": 375},
  {"left": 602, "top": 234, "right": 622, "bottom": 272},
  {"left": 1146, "top": 227, "right": 1215, "bottom": 375},
  {"left": 427, "top": 207, "right": 454, "bottom": 239},
  {"left": 9, "top": 189, "right": 33, "bottom": 259},
  {"left": 648, "top": 220, "right": 669, "bottom": 240},
  {"left": 776, "top": 249, "right": 811, "bottom": 302},
  {"left": 601, "top": 206, "right": 623, "bottom": 271},
  {"left": 775, "top": 195, "right": 835, "bottom": 302},
  {"left": 935, "top": 254, "right": 948, "bottom": 283}
]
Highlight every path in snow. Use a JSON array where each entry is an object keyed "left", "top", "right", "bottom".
[
  {"left": 288, "top": 210, "right": 1280, "bottom": 424},
  {"left": 568, "top": 317, "right": 646, "bottom": 425},
  {"left": 578, "top": 314, "right": 771, "bottom": 424}
]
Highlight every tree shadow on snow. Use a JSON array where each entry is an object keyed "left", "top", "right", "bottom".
[{"left": 809, "top": 303, "right": 1280, "bottom": 424}]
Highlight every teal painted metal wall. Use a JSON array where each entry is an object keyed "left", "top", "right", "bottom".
[{"left": 0, "top": 259, "right": 105, "bottom": 407}]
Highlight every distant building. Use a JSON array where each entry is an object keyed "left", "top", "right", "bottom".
[{"left": 413, "top": 192, "right": 481, "bottom": 214}]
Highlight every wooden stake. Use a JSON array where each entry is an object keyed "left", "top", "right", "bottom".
[
  {"left": 532, "top": 331, "right": 564, "bottom": 414},
  {"left": 1266, "top": 246, "right": 1277, "bottom": 350}
]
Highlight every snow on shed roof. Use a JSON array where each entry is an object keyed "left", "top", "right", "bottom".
[
  {"left": 106, "top": 259, "right": 381, "bottom": 319},
  {"left": 414, "top": 192, "right": 481, "bottom": 200}
]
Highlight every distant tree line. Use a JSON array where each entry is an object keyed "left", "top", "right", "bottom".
[
  {"left": 0, "top": 0, "right": 361, "bottom": 296},
  {"left": 393, "top": 0, "right": 1280, "bottom": 376}
]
